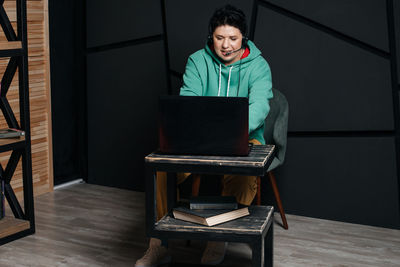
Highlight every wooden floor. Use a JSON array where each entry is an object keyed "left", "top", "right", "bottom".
[{"left": 0, "top": 183, "right": 399, "bottom": 266}]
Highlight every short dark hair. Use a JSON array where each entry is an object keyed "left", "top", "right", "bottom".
[{"left": 208, "top": 4, "right": 247, "bottom": 37}]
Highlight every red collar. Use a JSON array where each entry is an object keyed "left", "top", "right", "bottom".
[{"left": 240, "top": 47, "right": 250, "bottom": 59}]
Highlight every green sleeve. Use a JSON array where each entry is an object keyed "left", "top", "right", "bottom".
[
  {"left": 248, "top": 58, "right": 273, "bottom": 134},
  {"left": 180, "top": 57, "right": 203, "bottom": 96}
]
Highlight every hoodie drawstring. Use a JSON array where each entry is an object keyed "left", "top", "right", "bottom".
[
  {"left": 227, "top": 66, "right": 233, "bottom": 97},
  {"left": 218, "top": 64, "right": 234, "bottom": 97},
  {"left": 218, "top": 64, "right": 222, "bottom": 96}
]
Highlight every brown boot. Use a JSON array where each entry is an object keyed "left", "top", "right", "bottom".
[
  {"left": 201, "top": 241, "right": 227, "bottom": 265},
  {"left": 135, "top": 238, "right": 171, "bottom": 267}
]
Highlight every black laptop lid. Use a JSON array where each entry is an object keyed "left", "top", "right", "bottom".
[{"left": 158, "top": 95, "right": 249, "bottom": 156}]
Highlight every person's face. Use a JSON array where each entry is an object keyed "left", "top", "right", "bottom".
[{"left": 212, "top": 25, "right": 243, "bottom": 66}]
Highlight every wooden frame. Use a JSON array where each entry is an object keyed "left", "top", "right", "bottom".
[
  {"left": 0, "top": 0, "right": 52, "bottom": 245},
  {"left": 0, "top": 0, "right": 53, "bottom": 198}
]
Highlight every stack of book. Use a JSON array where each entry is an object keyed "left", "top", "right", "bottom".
[{"left": 172, "top": 196, "right": 249, "bottom": 226}]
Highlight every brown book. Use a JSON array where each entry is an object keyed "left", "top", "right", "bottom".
[
  {"left": 172, "top": 206, "right": 249, "bottom": 226},
  {"left": 190, "top": 196, "right": 238, "bottom": 210}
]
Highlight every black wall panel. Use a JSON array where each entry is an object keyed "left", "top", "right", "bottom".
[
  {"left": 75, "top": 0, "right": 400, "bottom": 228},
  {"left": 262, "top": 0, "right": 389, "bottom": 52},
  {"left": 255, "top": 5, "right": 394, "bottom": 132},
  {"left": 87, "top": 41, "right": 167, "bottom": 190},
  {"left": 86, "top": 0, "right": 163, "bottom": 48},
  {"left": 49, "top": 0, "right": 86, "bottom": 185},
  {"left": 165, "top": 0, "right": 254, "bottom": 74},
  {"left": 270, "top": 137, "right": 399, "bottom": 229},
  {"left": 49, "top": 0, "right": 76, "bottom": 179},
  {"left": 395, "top": 0, "right": 400, "bottom": 84},
  {"left": 170, "top": 75, "right": 183, "bottom": 95}
]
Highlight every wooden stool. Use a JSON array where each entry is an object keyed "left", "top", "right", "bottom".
[{"left": 156, "top": 206, "right": 274, "bottom": 267}]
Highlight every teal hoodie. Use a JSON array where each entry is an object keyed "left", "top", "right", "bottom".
[{"left": 180, "top": 40, "right": 273, "bottom": 144}]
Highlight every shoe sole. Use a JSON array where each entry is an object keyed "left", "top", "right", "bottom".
[{"left": 135, "top": 255, "right": 172, "bottom": 267}]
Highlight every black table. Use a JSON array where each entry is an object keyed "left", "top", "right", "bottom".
[{"left": 145, "top": 144, "right": 276, "bottom": 266}]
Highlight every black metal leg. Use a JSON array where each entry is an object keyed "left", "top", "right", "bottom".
[
  {"left": 167, "top": 172, "right": 177, "bottom": 212},
  {"left": 1, "top": 150, "right": 25, "bottom": 219},
  {"left": 145, "top": 166, "right": 156, "bottom": 237},
  {"left": 21, "top": 150, "right": 35, "bottom": 230},
  {"left": 4, "top": 183, "right": 24, "bottom": 219},
  {"left": 0, "top": 5, "right": 17, "bottom": 40},
  {"left": 265, "top": 220, "right": 273, "bottom": 267},
  {"left": 252, "top": 237, "right": 264, "bottom": 267}
]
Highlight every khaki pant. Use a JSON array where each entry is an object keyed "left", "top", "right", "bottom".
[{"left": 156, "top": 139, "right": 261, "bottom": 220}]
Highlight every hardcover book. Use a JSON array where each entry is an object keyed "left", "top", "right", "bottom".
[
  {"left": 172, "top": 206, "right": 249, "bottom": 226},
  {"left": 190, "top": 196, "right": 238, "bottom": 210},
  {"left": 0, "top": 128, "right": 25, "bottom": 139}
]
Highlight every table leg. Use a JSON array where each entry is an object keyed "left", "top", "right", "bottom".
[
  {"left": 264, "top": 220, "right": 274, "bottom": 267},
  {"left": 145, "top": 166, "right": 157, "bottom": 237},
  {"left": 167, "top": 172, "right": 177, "bottom": 212},
  {"left": 252, "top": 237, "right": 264, "bottom": 267}
]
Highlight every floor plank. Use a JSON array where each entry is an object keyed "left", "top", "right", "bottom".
[{"left": 0, "top": 183, "right": 399, "bottom": 266}]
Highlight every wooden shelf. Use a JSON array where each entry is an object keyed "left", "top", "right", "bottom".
[
  {"left": 0, "top": 41, "right": 23, "bottom": 57},
  {"left": 0, "top": 136, "right": 25, "bottom": 145},
  {"left": 0, "top": 217, "right": 30, "bottom": 239},
  {"left": 0, "top": 0, "right": 35, "bottom": 246},
  {"left": 0, "top": 41, "right": 22, "bottom": 50}
]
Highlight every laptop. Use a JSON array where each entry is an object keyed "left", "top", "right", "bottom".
[{"left": 158, "top": 95, "right": 250, "bottom": 156}]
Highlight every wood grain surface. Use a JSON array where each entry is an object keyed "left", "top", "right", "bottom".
[
  {"left": 0, "top": 0, "right": 52, "bottom": 200},
  {"left": 0, "top": 183, "right": 399, "bottom": 266},
  {"left": 156, "top": 206, "right": 273, "bottom": 235},
  {"left": 146, "top": 145, "right": 275, "bottom": 168}
]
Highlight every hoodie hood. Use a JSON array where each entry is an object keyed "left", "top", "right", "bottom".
[
  {"left": 180, "top": 39, "right": 273, "bottom": 144},
  {"left": 201, "top": 40, "right": 262, "bottom": 97}
]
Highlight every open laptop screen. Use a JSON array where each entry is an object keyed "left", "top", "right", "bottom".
[{"left": 158, "top": 95, "right": 249, "bottom": 156}]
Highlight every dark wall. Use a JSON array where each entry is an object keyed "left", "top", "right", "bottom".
[
  {"left": 253, "top": 0, "right": 400, "bottom": 229},
  {"left": 396, "top": 0, "right": 400, "bottom": 84},
  {"left": 85, "top": 0, "right": 167, "bottom": 190},
  {"left": 49, "top": 0, "right": 86, "bottom": 185},
  {"left": 50, "top": 0, "right": 400, "bottom": 228},
  {"left": 163, "top": 0, "right": 400, "bottom": 229}
]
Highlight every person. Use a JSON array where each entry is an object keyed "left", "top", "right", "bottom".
[{"left": 135, "top": 4, "right": 273, "bottom": 267}]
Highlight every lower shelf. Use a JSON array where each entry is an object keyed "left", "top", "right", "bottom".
[{"left": 0, "top": 217, "right": 30, "bottom": 239}]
